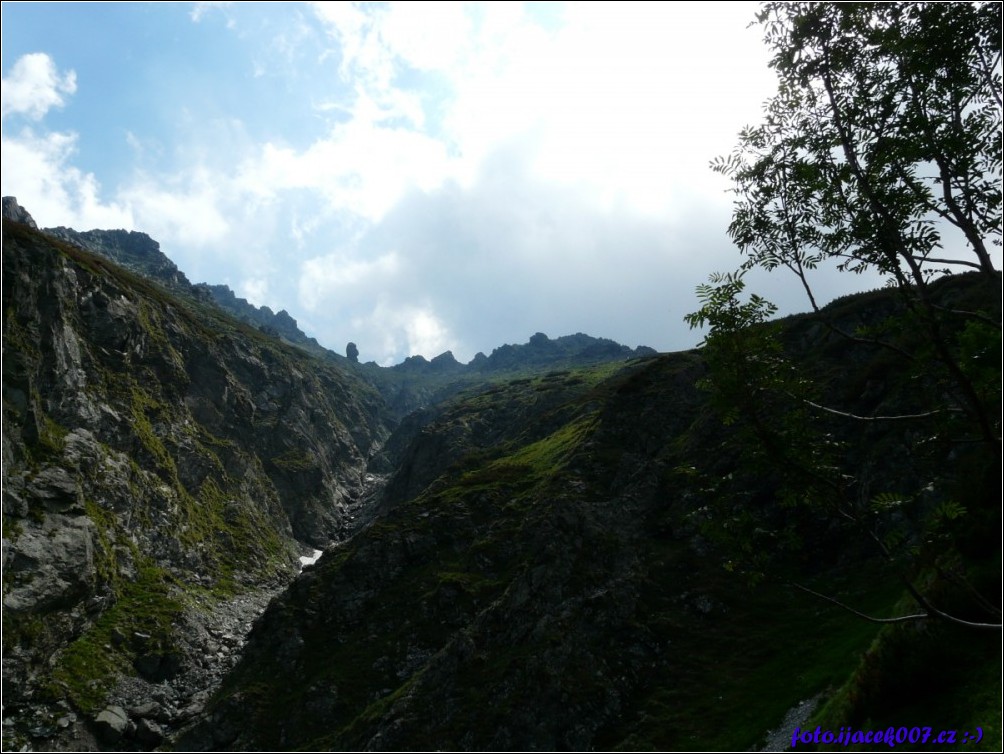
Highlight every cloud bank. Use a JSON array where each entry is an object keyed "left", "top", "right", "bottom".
[{"left": 3, "top": 3, "right": 884, "bottom": 365}]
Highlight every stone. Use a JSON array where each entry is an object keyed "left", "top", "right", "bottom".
[
  {"left": 134, "top": 718, "right": 164, "bottom": 747},
  {"left": 93, "top": 705, "right": 131, "bottom": 744},
  {"left": 2, "top": 514, "right": 96, "bottom": 612},
  {"left": 28, "top": 467, "right": 80, "bottom": 512}
]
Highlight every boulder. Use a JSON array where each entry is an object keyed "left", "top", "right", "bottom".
[{"left": 93, "top": 705, "right": 131, "bottom": 744}]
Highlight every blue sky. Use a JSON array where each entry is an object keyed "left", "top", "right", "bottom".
[{"left": 2, "top": 1, "right": 889, "bottom": 365}]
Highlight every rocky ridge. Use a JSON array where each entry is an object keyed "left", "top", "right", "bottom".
[{"left": 16, "top": 196, "right": 658, "bottom": 422}]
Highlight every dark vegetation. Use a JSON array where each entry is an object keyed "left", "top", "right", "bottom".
[{"left": 179, "top": 265, "right": 998, "bottom": 750}]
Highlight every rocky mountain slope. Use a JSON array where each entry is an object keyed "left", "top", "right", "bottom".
[
  {"left": 31, "top": 207, "right": 333, "bottom": 363},
  {"left": 2, "top": 209, "right": 389, "bottom": 749}
]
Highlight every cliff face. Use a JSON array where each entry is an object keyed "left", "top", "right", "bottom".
[
  {"left": 182, "top": 355, "right": 717, "bottom": 751},
  {"left": 2, "top": 216, "right": 389, "bottom": 749}
]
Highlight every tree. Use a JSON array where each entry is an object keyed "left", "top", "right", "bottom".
[
  {"left": 713, "top": 1, "right": 1000, "bottom": 443},
  {"left": 690, "top": 2, "right": 1001, "bottom": 629}
]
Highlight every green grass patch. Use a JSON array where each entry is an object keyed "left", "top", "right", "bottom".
[
  {"left": 503, "top": 414, "right": 597, "bottom": 479},
  {"left": 48, "top": 562, "right": 184, "bottom": 714},
  {"left": 270, "top": 448, "right": 318, "bottom": 472},
  {"left": 810, "top": 602, "right": 1003, "bottom": 751}
]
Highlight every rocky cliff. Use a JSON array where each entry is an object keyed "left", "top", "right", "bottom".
[
  {"left": 37, "top": 214, "right": 332, "bottom": 361},
  {"left": 26, "top": 198, "right": 658, "bottom": 422},
  {"left": 2, "top": 207, "right": 388, "bottom": 750}
]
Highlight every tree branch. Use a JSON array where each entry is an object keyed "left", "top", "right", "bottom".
[
  {"left": 790, "top": 582, "right": 928, "bottom": 624},
  {"left": 796, "top": 396, "right": 950, "bottom": 422},
  {"left": 779, "top": 258, "right": 917, "bottom": 361},
  {"left": 791, "top": 581, "right": 1002, "bottom": 630},
  {"left": 936, "top": 566, "right": 1003, "bottom": 618},
  {"left": 927, "top": 303, "right": 1003, "bottom": 329},
  {"left": 914, "top": 256, "right": 985, "bottom": 271}
]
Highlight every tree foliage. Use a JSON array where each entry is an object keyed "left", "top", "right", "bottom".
[
  {"left": 714, "top": 2, "right": 1001, "bottom": 284},
  {"left": 689, "top": 2, "right": 1002, "bottom": 629}
]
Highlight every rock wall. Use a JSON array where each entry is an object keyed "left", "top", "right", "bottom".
[{"left": 1, "top": 218, "right": 388, "bottom": 750}]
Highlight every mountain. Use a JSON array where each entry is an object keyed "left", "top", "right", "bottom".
[
  {"left": 358, "top": 333, "right": 657, "bottom": 421},
  {"left": 32, "top": 209, "right": 332, "bottom": 362},
  {"left": 11, "top": 197, "right": 658, "bottom": 421},
  {"left": 2, "top": 198, "right": 999, "bottom": 751},
  {"left": 43, "top": 225, "right": 195, "bottom": 292},
  {"left": 193, "top": 283, "right": 328, "bottom": 355}
]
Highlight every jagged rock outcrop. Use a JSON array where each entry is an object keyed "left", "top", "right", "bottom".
[
  {"left": 35, "top": 218, "right": 334, "bottom": 362},
  {"left": 473, "top": 331, "right": 656, "bottom": 373},
  {"left": 2, "top": 217, "right": 389, "bottom": 750},
  {"left": 2, "top": 196, "right": 38, "bottom": 228},
  {"left": 365, "top": 333, "right": 659, "bottom": 421},
  {"left": 194, "top": 283, "right": 329, "bottom": 355},
  {"left": 44, "top": 226, "right": 194, "bottom": 292}
]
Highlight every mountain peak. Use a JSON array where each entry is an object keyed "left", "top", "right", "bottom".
[{"left": 2, "top": 196, "right": 38, "bottom": 229}]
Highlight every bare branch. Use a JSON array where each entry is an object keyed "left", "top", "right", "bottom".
[
  {"left": 915, "top": 257, "right": 985, "bottom": 271},
  {"left": 928, "top": 304, "right": 1003, "bottom": 329},
  {"left": 790, "top": 582, "right": 928, "bottom": 624},
  {"left": 780, "top": 258, "right": 918, "bottom": 361},
  {"left": 797, "top": 397, "right": 950, "bottom": 422},
  {"left": 936, "top": 566, "right": 1003, "bottom": 617}
]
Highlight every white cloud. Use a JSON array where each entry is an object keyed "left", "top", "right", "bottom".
[
  {"left": 121, "top": 168, "right": 231, "bottom": 249},
  {"left": 0, "top": 4, "right": 801, "bottom": 368},
  {"left": 299, "top": 250, "right": 400, "bottom": 311},
  {"left": 1, "top": 53, "right": 77, "bottom": 121},
  {"left": 236, "top": 118, "right": 454, "bottom": 223},
  {"left": 0, "top": 127, "right": 133, "bottom": 230},
  {"left": 402, "top": 306, "right": 454, "bottom": 360},
  {"left": 357, "top": 300, "right": 457, "bottom": 365},
  {"left": 439, "top": 2, "right": 773, "bottom": 216},
  {"left": 239, "top": 277, "right": 270, "bottom": 307},
  {"left": 190, "top": 2, "right": 234, "bottom": 24},
  {"left": 374, "top": 2, "right": 473, "bottom": 72},
  {"left": 300, "top": 2, "right": 773, "bottom": 222},
  {"left": 0, "top": 54, "right": 131, "bottom": 230}
]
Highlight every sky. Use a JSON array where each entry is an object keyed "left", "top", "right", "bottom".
[{"left": 1, "top": 1, "right": 891, "bottom": 365}]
